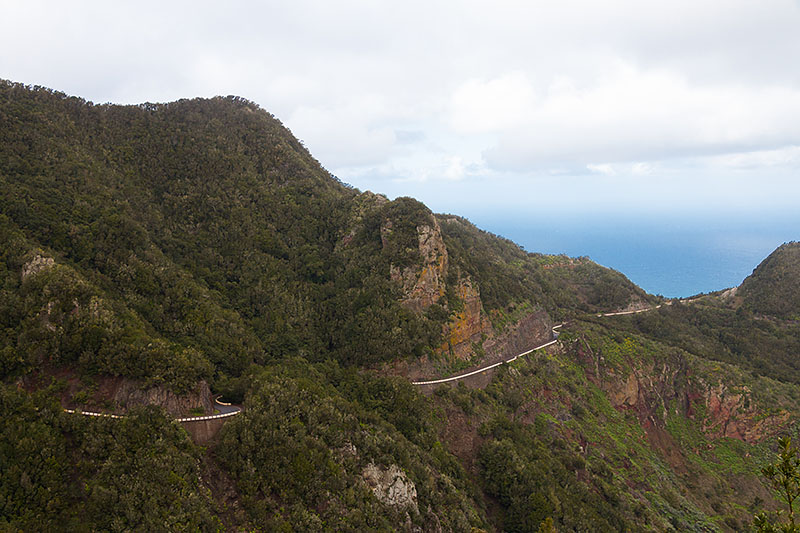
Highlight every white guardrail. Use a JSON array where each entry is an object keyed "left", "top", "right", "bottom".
[
  {"left": 64, "top": 398, "right": 241, "bottom": 422},
  {"left": 175, "top": 410, "right": 240, "bottom": 423},
  {"left": 63, "top": 409, "right": 123, "bottom": 419},
  {"left": 411, "top": 325, "right": 563, "bottom": 386},
  {"left": 410, "top": 303, "right": 662, "bottom": 387}
]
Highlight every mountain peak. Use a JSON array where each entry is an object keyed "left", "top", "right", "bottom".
[{"left": 738, "top": 241, "right": 800, "bottom": 318}]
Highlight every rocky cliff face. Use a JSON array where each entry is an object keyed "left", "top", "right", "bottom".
[
  {"left": 386, "top": 216, "right": 555, "bottom": 364},
  {"left": 439, "top": 277, "right": 492, "bottom": 360},
  {"left": 384, "top": 215, "right": 497, "bottom": 361},
  {"left": 572, "top": 337, "right": 788, "bottom": 445},
  {"left": 482, "top": 310, "right": 552, "bottom": 359},
  {"left": 112, "top": 378, "right": 214, "bottom": 416},
  {"left": 389, "top": 219, "right": 449, "bottom": 313},
  {"left": 21, "top": 253, "right": 55, "bottom": 280},
  {"left": 702, "top": 383, "right": 790, "bottom": 443}
]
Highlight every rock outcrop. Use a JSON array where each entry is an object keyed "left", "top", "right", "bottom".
[
  {"left": 21, "top": 253, "right": 55, "bottom": 280},
  {"left": 386, "top": 214, "right": 555, "bottom": 366},
  {"left": 607, "top": 372, "right": 641, "bottom": 410},
  {"left": 439, "top": 277, "right": 491, "bottom": 360},
  {"left": 702, "top": 383, "right": 790, "bottom": 443},
  {"left": 112, "top": 379, "right": 214, "bottom": 416},
  {"left": 390, "top": 219, "right": 449, "bottom": 313},
  {"left": 574, "top": 337, "right": 789, "bottom": 445},
  {"left": 361, "top": 463, "right": 419, "bottom": 512}
]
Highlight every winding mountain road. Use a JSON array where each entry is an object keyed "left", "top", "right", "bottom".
[
  {"left": 411, "top": 303, "right": 665, "bottom": 386},
  {"left": 411, "top": 324, "right": 562, "bottom": 386},
  {"left": 596, "top": 304, "right": 663, "bottom": 317},
  {"left": 64, "top": 396, "right": 242, "bottom": 422},
  {"left": 61, "top": 305, "right": 668, "bottom": 400}
]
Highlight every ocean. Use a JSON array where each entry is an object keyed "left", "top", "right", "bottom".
[{"left": 462, "top": 212, "right": 800, "bottom": 298}]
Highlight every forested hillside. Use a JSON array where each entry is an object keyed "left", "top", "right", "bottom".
[
  {"left": 2, "top": 80, "right": 799, "bottom": 532},
  {"left": 738, "top": 242, "right": 800, "bottom": 319}
]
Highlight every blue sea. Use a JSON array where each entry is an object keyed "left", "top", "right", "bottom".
[{"left": 461, "top": 212, "right": 800, "bottom": 298}]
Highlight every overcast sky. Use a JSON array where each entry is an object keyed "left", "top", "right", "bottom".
[{"left": 3, "top": 0, "right": 800, "bottom": 219}]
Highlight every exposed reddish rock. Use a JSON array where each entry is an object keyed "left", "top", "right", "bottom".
[
  {"left": 703, "top": 383, "right": 789, "bottom": 444},
  {"left": 577, "top": 334, "right": 790, "bottom": 445},
  {"left": 439, "top": 278, "right": 491, "bottom": 360},
  {"left": 384, "top": 213, "right": 553, "bottom": 370}
]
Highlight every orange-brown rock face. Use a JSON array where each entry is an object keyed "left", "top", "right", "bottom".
[
  {"left": 383, "top": 215, "right": 495, "bottom": 361},
  {"left": 703, "top": 384, "right": 789, "bottom": 444},
  {"left": 390, "top": 219, "right": 449, "bottom": 313},
  {"left": 440, "top": 278, "right": 491, "bottom": 360},
  {"left": 573, "top": 336, "right": 789, "bottom": 445},
  {"left": 607, "top": 372, "right": 641, "bottom": 410},
  {"left": 608, "top": 369, "right": 788, "bottom": 444}
]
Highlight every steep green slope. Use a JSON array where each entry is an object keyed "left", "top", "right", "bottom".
[
  {"left": 458, "top": 321, "right": 795, "bottom": 532},
  {"left": 0, "top": 80, "right": 646, "bottom": 390},
  {"left": 215, "top": 360, "right": 489, "bottom": 531},
  {"left": 0, "top": 82, "right": 441, "bottom": 382},
  {"left": 608, "top": 301, "right": 800, "bottom": 385},
  {"left": 602, "top": 241, "right": 800, "bottom": 386},
  {"left": 738, "top": 242, "right": 800, "bottom": 319},
  {"left": 3, "top": 80, "right": 797, "bottom": 532},
  {"left": 0, "top": 386, "right": 220, "bottom": 531},
  {"left": 438, "top": 214, "right": 652, "bottom": 321}
]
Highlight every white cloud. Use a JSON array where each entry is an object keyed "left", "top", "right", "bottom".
[
  {"left": 587, "top": 164, "right": 616, "bottom": 176},
  {"left": 450, "top": 72, "right": 537, "bottom": 133},
  {"left": 710, "top": 146, "right": 800, "bottom": 170},
  {"left": 481, "top": 63, "right": 800, "bottom": 171},
  {"left": 287, "top": 98, "right": 398, "bottom": 168},
  {"left": 631, "top": 162, "right": 654, "bottom": 176},
  {"left": 3, "top": 0, "right": 800, "bottom": 214}
]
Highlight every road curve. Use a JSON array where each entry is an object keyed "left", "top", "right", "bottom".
[
  {"left": 410, "top": 303, "right": 665, "bottom": 387},
  {"left": 596, "top": 304, "right": 662, "bottom": 317},
  {"left": 64, "top": 396, "right": 241, "bottom": 422},
  {"left": 411, "top": 325, "right": 562, "bottom": 386}
]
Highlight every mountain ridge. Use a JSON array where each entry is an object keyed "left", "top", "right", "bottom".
[
  {"left": 737, "top": 241, "right": 800, "bottom": 319},
  {"left": 0, "top": 79, "right": 651, "bottom": 390},
  {"left": 2, "top": 80, "right": 799, "bottom": 532}
]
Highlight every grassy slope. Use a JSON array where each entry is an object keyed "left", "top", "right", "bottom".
[{"left": 431, "top": 318, "right": 796, "bottom": 531}]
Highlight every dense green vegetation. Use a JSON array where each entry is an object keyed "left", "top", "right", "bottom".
[
  {"left": 739, "top": 242, "right": 800, "bottom": 320},
  {"left": 0, "top": 80, "right": 646, "bottom": 390},
  {"left": 438, "top": 215, "right": 653, "bottom": 321},
  {"left": 0, "top": 384, "right": 220, "bottom": 531},
  {"left": 0, "top": 81, "right": 447, "bottom": 386},
  {"left": 600, "top": 299, "right": 800, "bottom": 385},
  {"left": 215, "top": 360, "right": 487, "bottom": 531},
  {"left": 3, "top": 80, "right": 800, "bottom": 531}
]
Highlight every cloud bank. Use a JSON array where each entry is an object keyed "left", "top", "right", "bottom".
[{"left": 2, "top": 0, "right": 800, "bottom": 214}]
